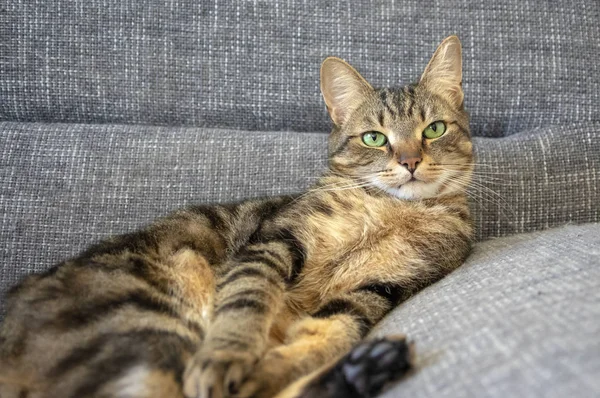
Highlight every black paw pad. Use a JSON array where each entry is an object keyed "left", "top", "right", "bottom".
[
  {"left": 299, "top": 336, "right": 413, "bottom": 398},
  {"left": 340, "top": 336, "right": 412, "bottom": 397}
]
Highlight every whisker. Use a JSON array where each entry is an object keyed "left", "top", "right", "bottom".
[
  {"left": 435, "top": 163, "right": 495, "bottom": 168},
  {"left": 431, "top": 166, "right": 518, "bottom": 178},
  {"left": 441, "top": 179, "right": 488, "bottom": 209},
  {"left": 431, "top": 168, "right": 516, "bottom": 176},
  {"left": 463, "top": 175, "right": 518, "bottom": 186},
  {"left": 318, "top": 182, "right": 375, "bottom": 192},
  {"left": 443, "top": 180, "right": 508, "bottom": 216},
  {"left": 291, "top": 172, "right": 390, "bottom": 203},
  {"left": 445, "top": 176, "right": 516, "bottom": 218}
]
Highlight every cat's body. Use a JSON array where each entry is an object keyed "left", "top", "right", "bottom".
[{"left": 0, "top": 36, "right": 473, "bottom": 398}]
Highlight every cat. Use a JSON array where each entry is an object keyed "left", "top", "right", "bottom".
[{"left": 0, "top": 35, "right": 473, "bottom": 398}]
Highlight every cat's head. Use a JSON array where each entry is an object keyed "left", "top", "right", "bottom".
[{"left": 321, "top": 36, "right": 472, "bottom": 200}]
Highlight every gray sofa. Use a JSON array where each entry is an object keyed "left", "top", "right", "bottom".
[{"left": 1, "top": 1, "right": 599, "bottom": 397}]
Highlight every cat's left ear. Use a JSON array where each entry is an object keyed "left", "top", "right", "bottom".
[{"left": 420, "top": 36, "right": 464, "bottom": 108}]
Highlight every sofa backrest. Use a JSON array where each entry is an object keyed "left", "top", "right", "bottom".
[{"left": 1, "top": 1, "right": 598, "bottom": 136}]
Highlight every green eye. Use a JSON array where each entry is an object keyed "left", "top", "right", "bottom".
[
  {"left": 362, "top": 131, "right": 388, "bottom": 147},
  {"left": 423, "top": 121, "right": 446, "bottom": 139}
]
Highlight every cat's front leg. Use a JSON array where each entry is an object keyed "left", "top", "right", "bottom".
[{"left": 183, "top": 236, "right": 303, "bottom": 398}]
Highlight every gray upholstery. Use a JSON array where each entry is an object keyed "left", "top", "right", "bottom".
[
  {"left": 1, "top": 1, "right": 599, "bottom": 137},
  {"left": 373, "top": 222, "right": 600, "bottom": 398},
  {"left": 1, "top": 0, "right": 599, "bottom": 396},
  {"left": 1, "top": 121, "right": 599, "bottom": 314}
]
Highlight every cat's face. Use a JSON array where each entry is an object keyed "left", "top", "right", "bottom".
[{"left": 321, "top": 36, "right": 473, "bottom": 200}]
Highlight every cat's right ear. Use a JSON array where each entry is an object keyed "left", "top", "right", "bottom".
[{"left": 320, "top": 57, "right": 373, "bottom": 126}]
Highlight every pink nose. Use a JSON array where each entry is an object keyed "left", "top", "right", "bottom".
[{"left": 399, "top": 156, "right": 422, "bottom": 173}]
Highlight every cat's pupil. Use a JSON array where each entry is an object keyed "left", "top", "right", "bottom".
[
  {"left": 430, "top": 123, "right": 437, "bottom": 131},
  {"left": 370, "top": 132, "right": 377, "bottom": 140}
]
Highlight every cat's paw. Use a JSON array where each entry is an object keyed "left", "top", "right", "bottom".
[
  {"left": 299, "top": 335, "right": 414, "bottom": 398},
  {"left": 232, "top": 350, "right": 294, "bottom": 398},
  {"left": 337, "top": 335, "right": 413, "bottom": 397},
  {"left": 183, "top": 338, "right": 264, "bottom": 398}
]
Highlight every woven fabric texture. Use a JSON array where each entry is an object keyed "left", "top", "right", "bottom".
[
  {"left": 1, "top": 1, "right": 599, "bottom": 136},
  {"left": 373, "top": 222, "right": 600, "bottom": 397},
  {"left": 1, "top": 121, "right": 598, "bottom": 311}
]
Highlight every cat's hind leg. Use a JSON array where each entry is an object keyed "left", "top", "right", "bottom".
[{"left": 0, "top": 247, "right": 214, "bottom": 398}]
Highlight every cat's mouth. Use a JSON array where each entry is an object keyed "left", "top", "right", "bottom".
[{"left": 398, "top": 176, "right": 418, "bottom": 187}]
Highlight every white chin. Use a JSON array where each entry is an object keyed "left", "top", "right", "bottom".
[{"left": 372, "top": 179, "right": 442, "bottom": 200}]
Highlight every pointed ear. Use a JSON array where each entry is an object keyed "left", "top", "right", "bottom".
[
  {"left": 320, "top": 57, "right": 373, "bottom": 126},
  {"left": 420, "top": 36, "right": 463, "bottom": 107}
]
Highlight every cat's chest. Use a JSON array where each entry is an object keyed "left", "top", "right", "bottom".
[
  {"left": 288, "top": 195, "right": 424, "bottom": 307},
  {"left": 306, "top": 206, "right": 386, "bottom": 256},
  {"left": 301, "top": 193, "right": 412, "bottom": 258}
]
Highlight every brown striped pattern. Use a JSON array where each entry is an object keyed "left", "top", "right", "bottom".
[{"left": 1, "top": 38, "right": 473, "bottom": 398}]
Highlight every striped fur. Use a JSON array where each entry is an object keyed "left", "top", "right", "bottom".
[{"left": 0, "top": 36, "right": 472, "bottom": 398}]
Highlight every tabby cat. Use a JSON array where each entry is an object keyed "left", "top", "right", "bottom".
[{"left": 0, "top": 36, "right": 473, "bottom": 398}]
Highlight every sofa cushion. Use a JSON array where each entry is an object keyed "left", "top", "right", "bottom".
[
  {"left": 372, "top": 222, "right": 600, "bottom": 397},
  {"left": 1, "top": 1, "right": 599, "bottom": 136},
  {"left": 1, "top": 121, "right": 599, "bottom": 313}
]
